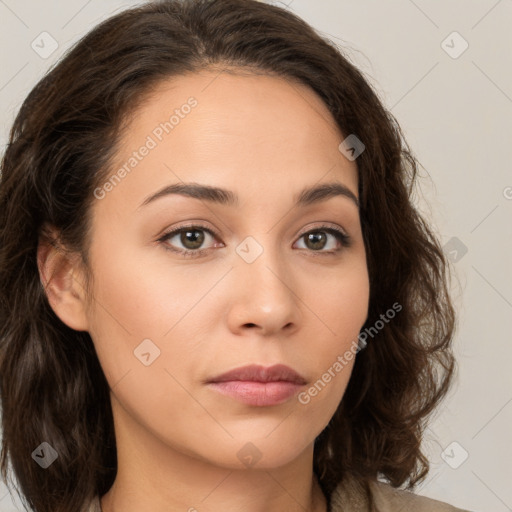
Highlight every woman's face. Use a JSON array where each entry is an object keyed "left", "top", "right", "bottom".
[{"left": 81, "top": 69, "right": 370, "bottom": 470}]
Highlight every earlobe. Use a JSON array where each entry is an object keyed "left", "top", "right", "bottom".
[{"left": 37, "top": 232, "right": 90, "bottom": 332}]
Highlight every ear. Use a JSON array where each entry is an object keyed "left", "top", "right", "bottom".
[{"left": 37, "top": 226, "right": 90, "bottom": 332}]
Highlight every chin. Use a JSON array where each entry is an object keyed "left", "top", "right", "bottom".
[{"left": 196, "top": 431, "right": 314, "bottom": 471}]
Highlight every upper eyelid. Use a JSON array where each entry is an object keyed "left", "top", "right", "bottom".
[
  {"left": 158, "top": 222, "right": 349, "bottom": 249},
  {"left": 297, "top": 222, "right": 348, "bottom": 237},
  {"left": 160, "top": 222, "right": 348, "bottom": 239},
  {"left": 159, "top": 223, "right": 219, "bottom": 240}
]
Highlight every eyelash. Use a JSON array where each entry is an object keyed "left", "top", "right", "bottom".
[{"left": 157, "top": 223, "right": 351, "bottom": 259}]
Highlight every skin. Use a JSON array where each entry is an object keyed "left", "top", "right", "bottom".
[{"left": 38, "top": 69, "right": 370, "bottom": 512}]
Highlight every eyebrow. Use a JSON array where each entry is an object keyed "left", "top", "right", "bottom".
[{"left": 138, "top": 181, "right": 359, "bottom": 210}]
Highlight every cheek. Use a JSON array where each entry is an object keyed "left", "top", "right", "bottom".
[
  {"left": 297, "top": 359, "right": 356, "bottom": 430},
  {"left": 309, "top": 258, "right": 370, "bottom": 342},
  {"left": 297, "top": 262, "right": 369, "bottom": 411},
  {"left": 85, "top": 239, "right": 226, "bottom": 386},
  {"left": 295, "top": 289, "right": 363, "bottom": 428}
]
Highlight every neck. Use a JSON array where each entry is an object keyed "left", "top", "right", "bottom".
[
  {"left": 100, "top": 394, "right": 329, "bottom": 512},
  {"left": 101, "top": 469, "right": 327, "bottom": 512}
]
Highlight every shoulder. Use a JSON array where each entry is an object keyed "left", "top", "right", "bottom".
[
  {"left": 329, "top": 475, "right": 473, "bottom": 512},
  {"left": 369, "top": 480, "right": 472, "bottom": 512}
]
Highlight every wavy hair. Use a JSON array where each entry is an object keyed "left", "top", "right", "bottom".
[{"left": 0, "top": 1, "right": 457, "bottom": 511}]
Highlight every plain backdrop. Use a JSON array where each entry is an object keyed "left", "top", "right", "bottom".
[{"left": 0, "top": 1, "right": 511, "bottom": 511}]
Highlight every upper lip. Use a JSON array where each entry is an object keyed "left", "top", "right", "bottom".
[{"left": 207, "top": 364, "right": 307, "bottom": 385}]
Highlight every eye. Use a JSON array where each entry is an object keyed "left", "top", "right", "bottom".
[
  {"left": 158, "top": 224, "right": 221, "bottom": 258},
  {"left": 157, "top": 222, "right": 351, "bottom": 259},
  {"left": 294, "top": 224, "right": 351, "bottom": 254}
]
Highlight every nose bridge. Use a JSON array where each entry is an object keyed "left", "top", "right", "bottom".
[{"left": 228, "top": 233, "right": 301, "bottom": 333}]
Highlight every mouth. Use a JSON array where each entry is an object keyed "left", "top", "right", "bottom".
[{"left": 206, "top": 364, "right": 307, "bottom": 406}]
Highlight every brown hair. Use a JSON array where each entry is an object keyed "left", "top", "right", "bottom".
[{"left": 0, "top": 1, "right": 457, "bottom": 511}]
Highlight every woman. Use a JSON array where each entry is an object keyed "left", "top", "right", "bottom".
[{"left": 0, "top": 1, "right": 471, "bottom": 511}]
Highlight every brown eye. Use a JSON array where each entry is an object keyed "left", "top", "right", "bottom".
[
  {"left": 303, "top": 231, "right": 328, "bottom": 251},
  {"left": 295, "top": 226, "right": 351, "bottom": 253},
  {"left": 158, "top": 225, "right": 220, "bottom": 258},
  {"left": 177, "top": 229, "right": 205, "bottom": 250}
]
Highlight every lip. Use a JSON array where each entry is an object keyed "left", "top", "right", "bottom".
[
  {"left": 206, "top": 364, "right": 307, "bottom": 406},
  {"left": 208, "top": 364, "right": 307, "bottom": 385}
]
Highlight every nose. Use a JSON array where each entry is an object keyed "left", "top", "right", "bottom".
[{"left": 225, "top": 240, "right": 303, "bottom": 337}]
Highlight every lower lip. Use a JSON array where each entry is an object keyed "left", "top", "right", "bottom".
[{"left": 207, "top": 381, "right": 303, "bottom": 406}]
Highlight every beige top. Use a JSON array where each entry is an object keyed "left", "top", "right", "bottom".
[
  {"left": 85, "top": 475, "right": 472, "bottom": 511},
  {"left": 330, "top": 474, "right": 472, "bottom": 511}
]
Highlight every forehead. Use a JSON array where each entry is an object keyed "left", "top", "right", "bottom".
[
  {"left": 95, "top": 69, "right": 358, "bottom": 216},
  {"left": 123, "top": 68, "right": 345, "bottom": 150}
]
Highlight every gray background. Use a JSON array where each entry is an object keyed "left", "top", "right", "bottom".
[{"left": 1, "top": 1, "right": 511, "bottom": 511}]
